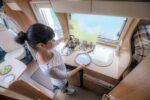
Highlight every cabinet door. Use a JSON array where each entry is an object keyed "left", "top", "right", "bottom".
[
  {"left": 107, "top": 54, "right": 150, "bottom": 100},
  {"left": 50, "top": 0, "right": 91, "bottom": 13},
  {"left": 92, "top": 0, "right": 150, "bottom": 20}
]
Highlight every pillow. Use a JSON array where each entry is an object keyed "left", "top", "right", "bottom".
[
  {"left": 0, "top": 30, "right": 22, "bottom": 52},
  {"left": 132, "top": 24, "right": 150, "bottom": 63}
]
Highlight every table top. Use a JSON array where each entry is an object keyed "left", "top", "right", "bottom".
[{"left": 0, "top": 59, "right": 27, "bottom": 88}]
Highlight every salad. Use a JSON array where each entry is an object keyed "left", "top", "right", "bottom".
[{"left": 0, "top": 65, "right": 12, "bottom": 75}]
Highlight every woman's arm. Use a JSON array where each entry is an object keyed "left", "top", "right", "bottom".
[
  {"left": 68, "top": 64, "right": 85, "bottom": 77},
  {"left": 50, "top": 64, "right": 85, "bottom": 80}
]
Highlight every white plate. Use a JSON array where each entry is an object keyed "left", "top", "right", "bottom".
[
  {"left": 75, "top": 53, "right": 91, "bottom": 65},
  {"left": 3, "top": 74, "right": 15, "bottom": 84}
]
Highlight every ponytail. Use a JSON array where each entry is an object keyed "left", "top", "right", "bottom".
[{"left": 15, "top": 31, "right": 27, "bottom": 44}]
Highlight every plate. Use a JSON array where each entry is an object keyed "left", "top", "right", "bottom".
[
  {"left": 75, "top": 53, "right": 91, "bottom": 65},
  {"left": 0, "top": 65, "right": 12, "bottom": 75},
  {"left": 3, "top": 74, "right": 15, "bottom": 84}
]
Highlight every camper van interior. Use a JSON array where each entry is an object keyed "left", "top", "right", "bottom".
[{"left": 0, "top": 0, "right": 150, "bottom": 100}]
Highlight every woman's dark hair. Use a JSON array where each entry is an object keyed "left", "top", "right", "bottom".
[{"left": 15, "top": 23, "right": 55, "bottom": 49}]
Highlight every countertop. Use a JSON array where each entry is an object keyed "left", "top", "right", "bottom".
[{"left": 57, "top": 42, "right": 131, "bottom": 80}]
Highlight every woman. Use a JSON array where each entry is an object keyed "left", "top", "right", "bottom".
[{"left": 15, "top": 23, "right": 85, "bottom": 94}]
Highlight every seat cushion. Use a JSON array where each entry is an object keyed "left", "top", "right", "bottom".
[{"left": 4, "top": 47, "right": 26, "bottom": 60}]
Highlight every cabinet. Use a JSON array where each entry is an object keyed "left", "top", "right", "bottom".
[
  {"left": 50, "top": 0, "right": 150, "bottom": 19},
  {"left": 92, "top": 0, "right": 150, "bottom": 19},
  {"left": 50, "top": 0, "right": 91, "bottom": 13},
  {"left": 107, "top": 54, "right": 150, "bottom": 100}
]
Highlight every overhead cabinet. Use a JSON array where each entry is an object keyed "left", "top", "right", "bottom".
[
  {"left": 50, "top": 0, "right": 91, "bottom": 13},
  {"left": 50, "top": 0, "right": 150, "bottom": 19},
  {"left": 92, "top": 0, "right": 150, "bottom": 19}
]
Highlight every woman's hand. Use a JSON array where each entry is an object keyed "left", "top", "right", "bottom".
[
  {"left": 68, "top": 64, "right": 86, "bottom": 77},
  {"left": 77, "top": 64, "right": 86, "bottom": 70}
]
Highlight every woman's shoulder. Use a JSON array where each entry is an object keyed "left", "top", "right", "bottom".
[
  {"left": 51, "top": 49, "right": 63, "bottom": 65},
  {"left": 51, "top": 49, "right": 61, "bottom": 57},
  {"left": 36, "top": 51, "right": 54, "bottom": 66}
]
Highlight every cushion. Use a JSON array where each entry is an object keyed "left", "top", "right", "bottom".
[
  {"left": 4, "top": 47, "right": 26, "bottom": 60},
  {"left": 0, "top": 30, "right": 22, "bottom": 52},
  {"left": 132, "top": 24, "right": 150, "bottom": 63}
]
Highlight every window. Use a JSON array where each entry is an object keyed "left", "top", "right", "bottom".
[
  {"left": 68, "top": 13, "right": 127, "bottom": 44},
  {"left": 30, "top": 1, "right": 63, "bottom": 40},
  {"left": 39, "top": 8, "right": 63, "bottom": 40}
]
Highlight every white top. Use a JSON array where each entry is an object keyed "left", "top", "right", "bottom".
[{"left": 38, "top": 49, "right": 70, "bottom": 87}]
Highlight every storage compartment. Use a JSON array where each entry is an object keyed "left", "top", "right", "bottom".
[
  {"left": 83, "top": 74, "right": 114, "bottom": 95},
  {"left": 51, "top": 0, "right": 91, "bottom": 13}
]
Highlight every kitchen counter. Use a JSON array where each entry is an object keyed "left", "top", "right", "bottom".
[
  {"left": 59, "top": 18, "right": 139, "bottom": 81},
  {"left": 57, "top": 42, "right": 131, "bottom": 80}
]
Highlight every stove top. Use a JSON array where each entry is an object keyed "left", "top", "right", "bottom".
[{"left": 61, "top": 39, "right": 95, "bottom": 56}]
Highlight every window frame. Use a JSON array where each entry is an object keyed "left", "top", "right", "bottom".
[
  {"left": 67, "top": 13, "right": 130, "bottom": 47},
  {"left": 30, "top": 0, "right": 64, "bottom": 40},
  {"left": 97, "top": 18, "right": 127, "bottom": 43},
  {"left": 30, "top": 0, "right": 52, "bottom": 25}
]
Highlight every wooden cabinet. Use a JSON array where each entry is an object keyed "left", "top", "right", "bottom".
[
  {"left": 0, "top": 87, "right": 33, "bottom": 100},
  {"left": 107, "top": 54, "right": 150, "bottom": 100},
  {"left": 92, "top": 0, "right": 150, "bottom": 19},
  {"left": 50, "top": 0, "right": 91, "bottom": 13},
  {"left": 50, "top": 0, "right": 150, "bottom": 19}
]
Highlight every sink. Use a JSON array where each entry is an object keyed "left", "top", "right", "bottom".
[{"left": 89, "top": 45, "right": 115, "bottom": 67}]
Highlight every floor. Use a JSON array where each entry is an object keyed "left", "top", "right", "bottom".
[{"left": 54, "top": 86, "right": 101, "bottom": 100}]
